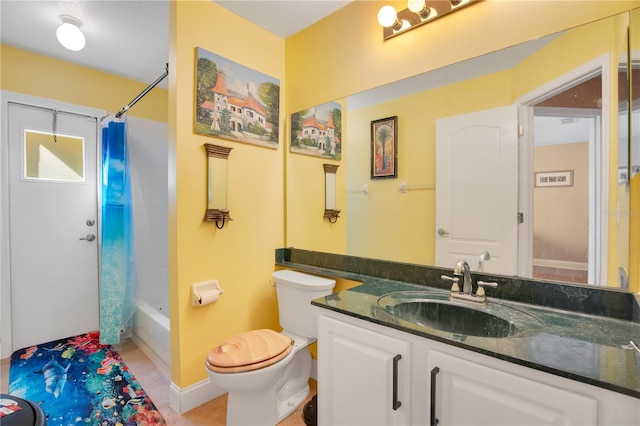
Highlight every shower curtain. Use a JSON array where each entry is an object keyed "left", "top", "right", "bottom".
[{"left": 100, "top": 119, "right": 136, "bottom": 344}]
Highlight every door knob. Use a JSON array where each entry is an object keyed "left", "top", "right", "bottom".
[
  {"left": 437, "top": 228, "right": 450, "bottom": 236},
  {"left": 79, "top": 234, "right": 96, "bottom": 242}
]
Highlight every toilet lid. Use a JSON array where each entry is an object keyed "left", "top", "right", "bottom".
[{"left": 207, "top": 329, "right": 293, "bottom": 373}]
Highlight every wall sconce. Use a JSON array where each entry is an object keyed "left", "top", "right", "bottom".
[
  {"left": 56, "top": 15, "right": 86, "bottom": 51},
  {"left": 204, "top": 143, "right": 232, "bottom": 229},
  {"left": 323, "top": 164, "right": 340, "bottom": 223},
  {"left": 378, "top": 0, "right": 477, "bottom": 40}
]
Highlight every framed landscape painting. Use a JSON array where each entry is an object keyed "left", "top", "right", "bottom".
[
  {"left": 290, "top": 101, "right": 342, "bottom": 160},
  {"left": 194, "top": 47, "right": 280, "bottom": 149}
]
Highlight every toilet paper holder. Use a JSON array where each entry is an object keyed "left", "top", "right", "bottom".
[{"left": 192, "top": 280, "right": 224, "bottom": 307}]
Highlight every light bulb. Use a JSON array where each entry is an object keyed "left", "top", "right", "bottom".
[
  {"left": 408, "top": 0, "right": 426, "bottom": 14},
  {"left": 377, "top": 6, "right": 398, "bottom": 28},
  {"left": 56, "top": 16, "right": 86, "bottom": 51},
  {"left": 408, "top": 0, "right": 431, "bottom": 19}
]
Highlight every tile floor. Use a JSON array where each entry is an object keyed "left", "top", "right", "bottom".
[{"left": 1, "top": 338, "right": 315, "bottom": 425}]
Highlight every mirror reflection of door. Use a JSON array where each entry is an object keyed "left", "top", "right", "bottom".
[
  {"left": 435, "top": 106, "right": 519, "bottom": 275},
  {"left": 532, "top": 113, "right": 596, "bottom": 285}
]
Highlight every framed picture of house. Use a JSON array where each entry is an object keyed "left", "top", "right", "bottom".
[
  {"left": 371, "top": 116, "right": 397, "bottom": 179},
  {"left": 194, "top": 47, "right": 281, "bottom": 149},
  {"left": 290, "top": 101, "right": 342, "bottom": 160}
]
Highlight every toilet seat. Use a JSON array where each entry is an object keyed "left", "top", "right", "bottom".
[{"left": 206, "top": 329, "right": 293, "bottom": 373}]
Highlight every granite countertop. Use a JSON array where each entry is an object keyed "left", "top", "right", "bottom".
[{"left": 275, "top": 248, "right": 640, "bottom": 399}]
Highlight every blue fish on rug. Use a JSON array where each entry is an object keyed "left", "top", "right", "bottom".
[
  {"left": 36, "top": 358, "right": 70, "bottom": 398},
  {"left": 10, "top": 331, "right": 166, "bottom": 425}
]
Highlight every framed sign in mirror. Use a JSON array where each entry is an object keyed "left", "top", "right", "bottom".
[
  {"left": 535, "top": 170, "right": 574, "bottom": 188},
  {"left": 371, "top": 116, "right": 398, "bottom": 179}
]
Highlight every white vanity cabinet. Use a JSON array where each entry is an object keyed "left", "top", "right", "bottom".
[
  {"left": 317, "top": 315, "right": 412, "bottom": 425},
  {"left": 426, "top": 345, "right": 640, "bottom": 425},
  {"left": 427, "top": 349, "right": 597, "bottom": 425},
  {"left": 317, "top": 310, "right": 640, "bottom": 426}
]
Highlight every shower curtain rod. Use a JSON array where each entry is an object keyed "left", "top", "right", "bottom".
[{"left": 115, "top": 63, "right": 169, "bottom": 118}]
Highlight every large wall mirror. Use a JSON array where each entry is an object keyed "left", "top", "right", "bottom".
[{"left": 333, "top": 9, "right": 638, "bottom": 289}]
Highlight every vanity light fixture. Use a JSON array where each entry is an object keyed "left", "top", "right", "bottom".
[
  {"left": 378, "top": 0, "right": 478, "bottom": 40},
  {"left": 204, "top": 143, "right": 233, "bottom": 229},
  {"left": 323, "top": 164, "right": 341, "bottom": 223},
  {"left": 56, "top": 15, "right": 86, "bottom": 51}
]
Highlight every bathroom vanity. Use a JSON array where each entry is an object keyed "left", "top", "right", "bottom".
[{"left": 275, "top": 248, "right": 640, "bottom": 425}]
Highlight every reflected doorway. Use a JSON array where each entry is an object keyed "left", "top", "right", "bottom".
[
  {"left": 519, "top": 55, "right": 610, "bottom": 286},
  {"left": 532, "top": 113, "right": 597, "bottom": 284}
]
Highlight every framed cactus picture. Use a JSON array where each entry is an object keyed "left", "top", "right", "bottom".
[{"left": 371, "top": 116, "right": 397, "bottom": 179}]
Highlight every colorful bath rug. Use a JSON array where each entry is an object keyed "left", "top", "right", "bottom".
[{"left": 9, "top": 331, "right": 165, "bottom": 425}]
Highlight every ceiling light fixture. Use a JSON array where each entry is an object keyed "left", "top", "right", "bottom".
[
  {"left": 56, "top": 15, "right": 86, "bottom": 51},
  {"left": 378, "top": 0, "right": 477, "bottom": 40}
]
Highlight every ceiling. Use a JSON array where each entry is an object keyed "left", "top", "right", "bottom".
[
  {"left": 0, "top": 1, "right": 352, "bottom": 87},
  {"left": 1, "top": 0, "right": 558, "bottom": 108}
]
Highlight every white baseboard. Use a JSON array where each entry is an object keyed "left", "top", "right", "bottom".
[{"left": 170, "top": 378, "right": 225, "bottom": 414}]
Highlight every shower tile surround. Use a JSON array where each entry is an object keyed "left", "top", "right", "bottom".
[{"left": 275, "top": 248, "right": 640, "bottom": 399}]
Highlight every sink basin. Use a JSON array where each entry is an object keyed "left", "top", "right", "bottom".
[{"left": 377, "top": 291, "right": 543, "bottom": 338}]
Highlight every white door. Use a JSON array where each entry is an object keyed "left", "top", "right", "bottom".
[
  {"left": 8, "top": 101, "right": 99, "bottom": 351},
  {"left": 435, "top": 105, "right": 519, "bottom": 275}
]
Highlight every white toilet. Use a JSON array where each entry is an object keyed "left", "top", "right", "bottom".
[{"left": 206, "top": 269, "right": 336, "bottom": 425}]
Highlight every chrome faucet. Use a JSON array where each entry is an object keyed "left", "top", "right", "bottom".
[
  {"left": 453, "top": 260, "right": 473, "bottom": 295},
  {"left": 441, "top": 259, "right": 499, "bottom": 304}
]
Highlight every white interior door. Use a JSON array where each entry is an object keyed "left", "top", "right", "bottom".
[
  {"left": 435, "top": 105, "right": 519, "bottom": 274},
  {"left": 8, "top": 101, "right": 99, "bottom": 351}
]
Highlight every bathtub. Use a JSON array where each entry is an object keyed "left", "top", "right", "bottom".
[{"left": 132, "top": 302, "right": 171, "bottom": 378}]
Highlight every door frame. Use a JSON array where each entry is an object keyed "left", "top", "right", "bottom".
[
  {"left": 516, "top": 54, "right": 610, "bottom": 285},
  {"left": 0, "top": 90, "right": 106, "bottom": 358}
]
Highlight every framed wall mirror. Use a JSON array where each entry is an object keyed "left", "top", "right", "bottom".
[{"left": 334, "top": 9, "right": 638, "bottom": 289}]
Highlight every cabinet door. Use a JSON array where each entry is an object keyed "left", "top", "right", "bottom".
[
  {"left": 318, "top": 315, "right": 410, "bottom": 425},
  {"left": 428, "top": 349, "right": 597, "bottom": 425}
]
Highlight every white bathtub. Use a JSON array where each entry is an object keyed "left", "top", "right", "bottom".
[{"left": 132, "top": 302, "right": 171, "bottom": 378}]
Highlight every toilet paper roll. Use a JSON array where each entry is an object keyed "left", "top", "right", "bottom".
[{"left": 197, "top": 289, "right": 220, "bottom": 306}]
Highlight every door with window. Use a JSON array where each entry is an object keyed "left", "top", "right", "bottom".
[{"left": 8, "top": 101, "right": 99, "bottom": 351}]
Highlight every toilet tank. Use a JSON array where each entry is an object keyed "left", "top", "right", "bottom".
[{"left": 273, "top": 269, "right": 336, "bottom": 338}]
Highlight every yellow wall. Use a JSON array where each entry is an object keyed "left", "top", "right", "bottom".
[
  {"left": 346, "top": 71, "right": 511, "bottom": 265},
  {"left": 169, "top": 1, "right": 285, "bottom": 388},
  {"left": 0, "top": 44, "right": 167, "bottom": 122},
  {"left": 285, "top": 96, "right": 348, "bottom": 254}
]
